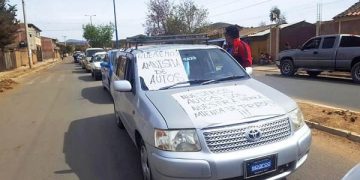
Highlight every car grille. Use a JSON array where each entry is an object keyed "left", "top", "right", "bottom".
[{"left": 202, "top": 117, "right": 291, "bottom": 153}]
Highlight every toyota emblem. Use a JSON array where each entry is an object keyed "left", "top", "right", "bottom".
[{"left": 245, "top": 127, "right": 262, "bottom": 142}]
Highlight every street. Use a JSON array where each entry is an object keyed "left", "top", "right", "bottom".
[
  {"left": 253, "top": 70, "right": 360, "bottom": 112},
  {"left": 0, "top": 59, "right": 359, "bottom": 180}
]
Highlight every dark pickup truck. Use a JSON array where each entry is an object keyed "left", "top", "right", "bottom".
[{"left": 276, "top": 34, "right": 360, "bottom": 83}]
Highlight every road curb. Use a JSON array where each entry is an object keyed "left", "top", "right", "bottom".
[{"left": 305, "top": 120, "right": 360, "bottom": 143}]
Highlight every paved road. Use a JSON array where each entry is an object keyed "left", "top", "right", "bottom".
[
  {"left": 253, "top": 70, "right": 360, "bottom": 112},
  {"left": 0, "top": 60, "right": 359, "bottom": 180}
]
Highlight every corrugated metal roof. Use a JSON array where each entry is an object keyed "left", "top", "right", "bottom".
[{"left": 334, "top": 2, "right": 360, "bottom": 19}]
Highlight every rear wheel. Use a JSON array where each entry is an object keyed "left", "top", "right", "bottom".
[
  {"left": 140, "top": 139, "right": 152, "bottom": 180},
  {"left": 351, "top": 62, "right": 360, "bottom": 83},
  {"left": 307, "top": 71, "right": 322, "bottom": 77},
  {"left": 280, "top": 59, "right": 296, "bottom": 76}
]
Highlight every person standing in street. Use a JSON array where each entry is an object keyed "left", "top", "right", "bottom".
[{"left": 224, "top": 25, "right": 253, "bottom": 73}]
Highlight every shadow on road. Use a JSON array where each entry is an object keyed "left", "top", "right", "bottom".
[
  {"left": 78, "top": 75, "right": 94, "bottom": 82},
  {"left": 266, "top": 73, "right": 358, "bottom": 86},
  {"left": 81, "top": 86, "right": 113, "bottom": 104},
  {"left": 61, "top": 114, "right": 143, "bottom": 180}
]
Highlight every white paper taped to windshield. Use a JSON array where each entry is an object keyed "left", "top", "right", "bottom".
[
  {"left": 137, "top": 50, "right": 189, "bottom": 90},
  {"left": 172, "top": 85, "right": 286, "bottom": 122}
]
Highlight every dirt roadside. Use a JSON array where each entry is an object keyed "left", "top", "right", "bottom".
[
  {"left": 0, "top": 59, "right": 62, "bottom": 93},
  {"left": 299, "top": 102, "right": 360, "bottom": 134}
]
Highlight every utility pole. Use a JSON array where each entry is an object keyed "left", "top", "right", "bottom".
[
  {"left": 85, "top": 15, "right": 96, "bottom": 25},
  {"left": 316, "top": 1, "right": 323, "bottom": 36},
  {"left": 113, "top": 0, "right": 119, "bottom": 49},
  {"left": 63, "top": 36, "right": 67, "bottom": 46},
  {"left": 22, "top": 0, "right": 33, "bottom": 69}
]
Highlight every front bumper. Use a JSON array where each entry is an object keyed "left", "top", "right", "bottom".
[
  {"left": 93, "top": 69, "right": 102, "bottom": 77},
  {"left": 148, "top": 125, "right": 311, "bottom": 180},
  {"left": 275, "top": 60, "right": 281, "bottom": 68}
]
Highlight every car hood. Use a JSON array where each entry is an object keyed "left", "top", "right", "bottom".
[
  {"left": 145, "top": 79, "right": 297, "bottom": 129},
  {"left": 93, "top": 62, "right": 101, "bottom": 68}
]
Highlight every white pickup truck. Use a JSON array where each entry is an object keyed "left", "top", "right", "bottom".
[{"left": 276, "top": 34, "right": 360, "bottom": 83}]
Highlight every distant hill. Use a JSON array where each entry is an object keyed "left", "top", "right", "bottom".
[
  {"left": 207, "top": 22, "right": 242, "bottom": 30},
  {"left": 206, "top": 22, "right": 243, "bottom": 38}
]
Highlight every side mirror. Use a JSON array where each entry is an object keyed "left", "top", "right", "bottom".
[
  {"left": 245, "top": 67, "right": 253, "bottom": 75},
  {"left": 100, "top": 62, "right": 110, "bottom": 68},
  {"left": 114, "top": 80, "right": 132, "bottom": 92}
]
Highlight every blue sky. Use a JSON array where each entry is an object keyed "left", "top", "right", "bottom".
[{"left": 8, "top": 0, "right": 359, "bottom": 41}]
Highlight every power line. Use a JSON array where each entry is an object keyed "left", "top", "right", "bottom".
[{"left": 210, "top": 0, "right": 273, "bottom": 18}]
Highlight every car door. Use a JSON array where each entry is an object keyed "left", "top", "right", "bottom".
[
  {"left": 102, "top": 54, "right": 110, "bottom": 87},
  {"left": 316, "top": 36, "right": 337, "bottom": 69},
  {"left": 113, "top": 54, "right": 136, "bottom": 136},
  {"left": 294, "top": 37, "right": 321, "bottom": 68},
  {"left": 119, "top": 54, "right": 138, "bottom": 137}
]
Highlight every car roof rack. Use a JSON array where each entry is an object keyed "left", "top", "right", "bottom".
[{"left": 126, "top": 34, "right": 209, "bottom": 49}]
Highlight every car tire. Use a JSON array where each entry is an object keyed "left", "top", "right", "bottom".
[
  {"left": 140, "top": 139, "right": 152, "bottom": 180},
  {"left": 114, "top": 104, "right": 125, "bottom": 129},
  {"left": 351, "top": 62, "right": 360, "bottom": 84},
  {"left": 280, "top": 59, "right": 296, "bottom": 76},
  {"left": 307, "top": 71, "right": 321, "bottom": 77}
]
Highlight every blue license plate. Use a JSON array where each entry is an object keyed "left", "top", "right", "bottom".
[{"left": 244, "top": 154, "right": 277, "bottom": 179}]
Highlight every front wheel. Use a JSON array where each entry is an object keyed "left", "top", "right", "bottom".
[
  {"left": 351, "top": 62, "right": 360, "bottom": 84},
  {"left": 140, "top": 139, "right": 152, "bottom": 180},
  {"left": 280, "top": 59, "right": 296, "bottom": 76}
]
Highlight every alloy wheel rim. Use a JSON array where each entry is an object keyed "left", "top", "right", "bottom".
[
  {"left": 356, "top": 66, "right": 360, "bottom": 79},
  {"left": 141, "top": 145, "right": 151, "bottom": 180},
  {"left": 283, "top": 63, "right": 291, "bottom": 73}
]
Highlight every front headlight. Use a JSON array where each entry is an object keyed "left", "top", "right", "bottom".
[
  {"left": 288, "top": 108, "right": 305, "bottom": 131},
  {"left": 154, "top": 129, "right": 201, "bottom": 152}
]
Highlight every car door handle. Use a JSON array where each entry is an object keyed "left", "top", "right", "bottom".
[{"left": 313, "top": 51, "right": 318, "bottom": 55}]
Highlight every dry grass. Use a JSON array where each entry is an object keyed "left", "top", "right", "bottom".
[{"left": 299, "top": 102, "right": 360, "bottom": 134}]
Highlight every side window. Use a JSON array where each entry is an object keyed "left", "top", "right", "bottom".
[
  {"left": 103, "top": 54, "right": 109, "bottom": 62},
  {"left": 340, "top": 36, "right": 360, "bottom": 47},
  {"left": 303, "top": 38, "right": 321, "bottom": 50},
  {"left": 116, "top": 56, "right": 127, "bottom": 79},
  {"left": 124, "top": 57, "right": 136, "bottom": 94},
  {"left": 322, "top": 37, "right": 336, "bottom": 49}
]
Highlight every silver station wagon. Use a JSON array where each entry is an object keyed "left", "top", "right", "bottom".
[{"left": 111, "top": 44, "right": 311, "bottom": 180}]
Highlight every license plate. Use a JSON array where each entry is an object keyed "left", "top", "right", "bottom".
[{"left": 244, "top": 154, "right": 277, "bottom": 179}]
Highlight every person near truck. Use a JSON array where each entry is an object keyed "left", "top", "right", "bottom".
[{"left": 223, "top": 25, "right": 253, "bottom": 70}]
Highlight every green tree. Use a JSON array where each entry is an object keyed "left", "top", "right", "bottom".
[
  {"left": 175, "top": 0, "right": 209, "bottom": 34},
  {"left": 145, "top": 0, "right": 209, "bottom": 35},
  {"left": 83, "top": 23, "right": 114, "bottom": 48},
  {"left": 270, "top": 6, "right": 287, "bottom": 25},
  {"left": 0, "top": 0, "right": 18, "bottom": 50}
]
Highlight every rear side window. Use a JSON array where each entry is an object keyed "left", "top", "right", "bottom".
[
  {"left": 340, "top": 36, "right": 360, "bottom": 47},
  {"left": 322, "top": 37, "right": 336, "bottom": 49},
  {"left": 116, "top": 56, "right": 127, "bottom": 79}
]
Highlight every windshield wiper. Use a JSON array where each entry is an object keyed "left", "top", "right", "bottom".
[
  {"left": 201, "top": 75, "right": 246, "bottom": 85},
  {"left": 159, "top": 80, "right": 208, "bottom": 90}
]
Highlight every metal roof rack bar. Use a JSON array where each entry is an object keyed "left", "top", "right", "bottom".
[{"left": 126, "top": 34, "right": 209, "bottom": 48}]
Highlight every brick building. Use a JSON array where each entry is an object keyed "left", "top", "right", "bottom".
[{"left": 321, "top": 1, "right": 360, "bottom": 35}]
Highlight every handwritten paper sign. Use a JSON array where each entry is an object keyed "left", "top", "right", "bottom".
[
  {"left": 172, "top": 86, "right": 286, "bottom": 122},
  {"left": 137, "top": 50, "right": 189, "bottom": 90}
]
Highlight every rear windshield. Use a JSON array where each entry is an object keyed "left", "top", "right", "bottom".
[
  {"left": 86, "top": 49, "right": 104, "bottom": 57},
  {"left": 136, "top": 48, "right": 247, "bottom": 91}
]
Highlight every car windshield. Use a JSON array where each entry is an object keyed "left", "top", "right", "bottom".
[
  {"left": 93, "top": 54, "right": 106, "bottom": 62},
  {"left": 87, "top": 50, "right": 104, "bottom": 57},
  {"left": 137, "top": 48, "right": 247, "bottom": 91}
]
